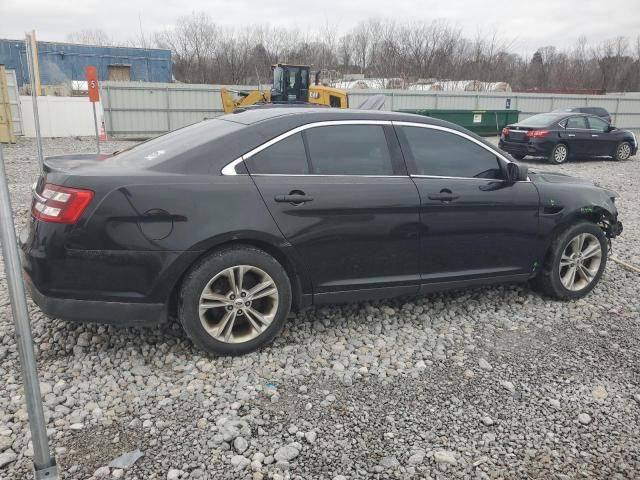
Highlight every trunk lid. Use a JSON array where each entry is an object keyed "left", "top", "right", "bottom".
[
  {"left": 504, "top": 125, "right": 533, "bottom": 143},
  {"left": 43, "top": 153, "right": 114, "bottom": 174}
]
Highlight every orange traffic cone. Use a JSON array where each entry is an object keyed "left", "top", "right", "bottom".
[{"left": 99, "top": 120, "right": 107, "bottom": 142}]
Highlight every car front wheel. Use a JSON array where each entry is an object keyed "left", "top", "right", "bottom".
[
  {"left": 613, "top": 141, "right": 632, "bottom": 161},
  {"left": 178, "top": 246, "right": 292, "bottom": 355},
  {"left": 533, "top": 221, "right": 608, "bottom": 300},
  {"left": 548, "top": 143, "right": 569, "bottom": 164}
]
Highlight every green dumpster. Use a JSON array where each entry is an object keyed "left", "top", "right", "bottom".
[{"left": 397, "top": 109, "right": 520, "bottom": 136}]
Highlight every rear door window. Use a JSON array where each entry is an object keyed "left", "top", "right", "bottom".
[
  {"left": 245, "top": 133, "right": 309, "bottom": 174},
  {"left": 305, "top": 125, "right": 395, "bottom": 175},
  {"left": 400, "top": 126, "right": 503, "bottom": 179},
  {"left": 566, "top": 117, "right": 588, "bottom": 129}
]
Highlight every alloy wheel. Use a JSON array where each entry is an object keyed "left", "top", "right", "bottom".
[
  {"left": 558, "top": 233, "right": 602, "bottom": 291},
  {"left": 554, "top": 144, "right": 568, "bottom": 163},
  {"left": 198, "top": 265, "right": 279, "bottom": 343},
  {"left": 617, "top": 143, "right": 631, "bottom": 160}
]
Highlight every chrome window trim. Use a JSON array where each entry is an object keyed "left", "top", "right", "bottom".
[
  {"left": 393, "top": 122, "right": 531, "bottom": 183},
  {"left": 220, "top": 119, "right": 532, "bottom": 181},
  {"left": 221, "top": 120, "right": 393, "bottom": 176},
  {"left": 411, "top": 174, "right": 500, "bottom": 181},
  {"left": 391, "top": 121, "right": 513, "bottom": 164},
  {"left": 247, "top": 174, "right": 404, "bottom": 178}
]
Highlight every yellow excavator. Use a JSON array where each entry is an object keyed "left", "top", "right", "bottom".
[{"left": 220, "top": 64, "right": 349, "bottom": 113}]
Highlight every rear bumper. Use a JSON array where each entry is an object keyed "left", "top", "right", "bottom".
[
  {"left": 19, "top": 222, "right": 176, "bottom": 326},
  {"left": 24, "top": 273, "right": 165, "bottom": 326},
  {"left": 499, "top": 138, "right": 552, "bottom": 156}
]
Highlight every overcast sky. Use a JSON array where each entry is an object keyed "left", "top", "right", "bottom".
[{"left": 1, "top": 0, "right": 638, "bottom": 56}]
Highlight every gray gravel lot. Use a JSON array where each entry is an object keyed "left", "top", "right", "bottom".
[{"left": 1, "top": 137, "right": 639, "bottom": 480}]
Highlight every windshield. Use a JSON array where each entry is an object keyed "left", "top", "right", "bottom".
[{"left": 520, "top": 113, "right": 564, "bottom": 127}]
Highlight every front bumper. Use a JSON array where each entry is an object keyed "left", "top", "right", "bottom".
[{"left": 605, "top": 220, "right": 624, "bottom": 239}]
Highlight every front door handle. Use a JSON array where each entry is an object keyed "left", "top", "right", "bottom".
[
  {"left": 591, "top": 134, "right": 599, "bottom": 137},
  {"left": 428, "top": 192, "right": 459, "bottom": 201},
  {"left": 568, "top": 134, "right": 576, "bottom": 137},
  {"left": 274, "top": 194, "right": 314, "bottom": 204}
]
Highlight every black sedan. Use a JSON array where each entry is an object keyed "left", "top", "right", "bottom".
[
  {"left": 499, "top": 112, "right": 637, "bottom": 164},
  {"left": 21, "top": 108, "right": 623, "bottom": 355}
]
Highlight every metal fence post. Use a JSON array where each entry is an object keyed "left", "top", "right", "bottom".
[
  {"left": 0, "top": 144, "right": 59, "bottom": 480},
  {"left": 165, "top": 87, "right": 171, "bottom": 131},
  {"left": 24, "top": 33, "right": 44, "bottom": 173}
]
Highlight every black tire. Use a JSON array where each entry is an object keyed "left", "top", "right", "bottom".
[
  {"left": 532, "top": 221, "right": 608, "bottom": 300},
  {"left": 548, "top": 143, "right": 569, "bottom": 164},
  {"left": 613, "top": 141, "right": 632, "bottom": 161},
  {"left": 178, "top": 246, "right": 292, "bottom": 356},
  {"left": 512, "top": 153, "right": 526, "bottom": 160}
]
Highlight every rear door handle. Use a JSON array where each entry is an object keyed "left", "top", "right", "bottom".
[
  {"left": 568, "top": 134, "right": 576, "bottom": 137},
  {"left": 274, "top": 194, "right": 314, "bottom": 203},
  {"left": 428, "top": 192, "right": 459, "bottom": 201}
]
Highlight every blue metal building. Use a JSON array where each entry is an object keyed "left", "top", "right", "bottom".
[{"left": 0, "top": 39, "right": 172, "bottom": 87}]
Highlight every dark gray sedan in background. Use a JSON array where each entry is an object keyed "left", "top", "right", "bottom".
[{"left": 499, "top": 112, "right": 637, "bottom": 163}]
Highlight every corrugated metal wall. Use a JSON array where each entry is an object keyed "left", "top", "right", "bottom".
[
  {"left": 101, "top": 81, "right": 259, "bottom": 137},
  {"left": 101, "top": 81, "right": 640, "bottom": 138},
  {"left": 0, "top": 39, "right": 172, "bottom": 87}
]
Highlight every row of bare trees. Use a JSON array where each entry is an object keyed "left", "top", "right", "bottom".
[{"left": 69, "top": 16, "right": 640, "bottom": 92}]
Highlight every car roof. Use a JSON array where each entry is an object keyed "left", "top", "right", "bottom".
[
  {"left": 218, "top": 106, "right": 449, "bottom": 127},
  {"left": 554, "top": 107, "right": 608, "bottom": 113}
]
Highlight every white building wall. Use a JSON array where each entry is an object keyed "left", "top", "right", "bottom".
[{"left": 20, "top": 96, "right": 104, "bottom": 137}]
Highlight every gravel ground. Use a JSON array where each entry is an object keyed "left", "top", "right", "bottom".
[{"left": 0, "top": 137, "right": 639, "bottom": 480}]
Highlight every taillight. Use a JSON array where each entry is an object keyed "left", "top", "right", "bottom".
[
  {"left": 32, "top": 183, "right": 94, "bottom": 224},
  {"left": 527, "top": 129, "right": 549, "bottom": 138},
  {"left": 501, "top": 127, "right": 510, "bottom": 137}
]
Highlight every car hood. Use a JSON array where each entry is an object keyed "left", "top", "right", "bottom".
[
  {"left": 528, "top": 170, "right": 618, "bottom": 199},
  {"left": 528, "top": 171, "right": 594, "bottom": 186}
]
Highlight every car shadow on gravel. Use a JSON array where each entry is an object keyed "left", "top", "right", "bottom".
[{"left": 521, "top": 155, "right": 630, "bottom": 165}]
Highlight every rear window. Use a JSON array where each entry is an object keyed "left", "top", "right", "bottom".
[
  {"left": 110, "top": 119, "right": 243, "bottom": 167},
  {"left": 520, "top": 114, "right": 564, "bottom": 127}
]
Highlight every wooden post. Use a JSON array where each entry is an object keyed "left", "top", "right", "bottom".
[
  {"left": 0, "top": 65, "right": 16, "bottom": 144},
  {"left": 29, "top": 31, "right": 42, "bottom": 96}
]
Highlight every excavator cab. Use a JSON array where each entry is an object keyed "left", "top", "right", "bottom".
[
  {"left": 220, "top": 63, "right": 348, "bottom": 113},
  {"left": 271, "top": 64, "right": 310, "bottom": 103}
]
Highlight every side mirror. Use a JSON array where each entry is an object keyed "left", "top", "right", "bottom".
[
  {"left": 606, "top": 125, "right": 615, "bottom": 132},
  {"left": 507, "top": 162, "right": 528, "bottom": 182}
]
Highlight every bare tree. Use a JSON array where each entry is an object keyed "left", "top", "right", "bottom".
[
  {"left": 66, "top": 29, "right": 114, "bottom": 46},
  {"left": 147, "top": 14, "right": 640, "bottom": 92}
]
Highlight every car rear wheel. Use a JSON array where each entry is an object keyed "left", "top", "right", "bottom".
[
  {"left": 178, "top": 246, "right": 292, "bottom": 355},
  {"left": 532, "top": 221, "right": 607, "bottom": 300},
  {"left": 613, "top": 141, "right": 632, "bottom": 161},
  {"left": 548, "top": 143, "right": 568, "bottom": 164},
  {"left": 512, "top": 153, "right": 526, "bottom": 160}
]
